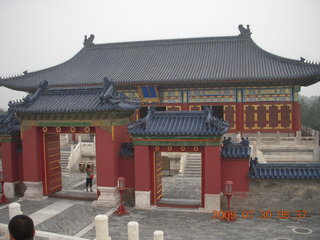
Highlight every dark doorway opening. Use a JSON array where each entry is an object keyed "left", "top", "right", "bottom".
[
  {"left": 201, "top": 105, "right": 224, "bottom": 119},
  {"left": 139, "top": 106, "right": 166, "bottom": 118}
]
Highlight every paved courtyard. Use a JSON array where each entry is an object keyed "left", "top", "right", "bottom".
[
  {"left": 162, "top": 174, "right": 201, "bottom": 200},
  {"left": 0, "top": 197, "right": 319, "bottom": 240}
]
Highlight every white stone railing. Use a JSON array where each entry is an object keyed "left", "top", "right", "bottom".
[
  {"left": 0, "top": 203, "right": 165, "bottom": 240},
  {"left": 66, "top": 140, "right": 82, "bottom": 173},
  {"left": 81, "top": 141, "right": 96, "bottom": 156},
  {"left": 66, "top": 136, "right": 96, "bottom": 173},
  {"left": 179, "top": 153, "right": 188, "bottom": 175},
  {"left": 248, "top": 131, "right": 318, "bottom": 146},
  {"left": 60, "top": 134, "right": 70, "bottom": 147}
]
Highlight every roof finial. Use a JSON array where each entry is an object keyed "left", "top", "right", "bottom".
[
  {"left": 238, "top": 24, "right": 251, "bottom": 37},
  {"left": 83, "top": 34, "right": 95, "bottom": 47}
]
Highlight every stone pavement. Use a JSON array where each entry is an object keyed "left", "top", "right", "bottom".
[
  {"left": 162, "top": 174, "right": 201, "bottom": 200},
  {"left": 0, "top": 197, "right": 320, "bottom": 240}
]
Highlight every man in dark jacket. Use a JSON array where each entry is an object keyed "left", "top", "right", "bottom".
[{"left": 8, "top": 215, "right": 35, "bottom": 240}]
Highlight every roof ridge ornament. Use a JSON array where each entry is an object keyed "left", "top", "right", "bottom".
[
  {"left": 83, "top": 34, "right": 95, "bottom": 47},
  {"left": 238, "top": 24, "right": 251, "bottom": 38},
  {"left": 100, "top": 77, "right": 140, "bottom": 107}
]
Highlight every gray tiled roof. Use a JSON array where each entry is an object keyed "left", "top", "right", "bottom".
[
  {"left": 249, "top": 158, "right": 320, "bottom": 179},
  {"left": 128, "top": 108, "right": 228, "bottom": 136},
  {"left": 8, "top": 78, "right": 139, "bottom": 113},
  {"left": 1, "top": 26, "right": 319, "bottom": 91},
  {"left": 221, "top": 137, "right": 251, "bottom": 158},
  {"left": 0, "top": 112, "right": 20, "bottom": 135}
]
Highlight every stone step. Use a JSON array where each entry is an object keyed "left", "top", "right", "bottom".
[
  {"left": 184, "top": 168, "right": 201, "bottom": 171},
  {"left": 60, "top": 150, "right": 71, "bottom": 173},
  {"left": 186, "top": 162, "right": 201, "bottom": 166},
  {"left": 183, "top": 170, "right": 201, "bottom": 173}
]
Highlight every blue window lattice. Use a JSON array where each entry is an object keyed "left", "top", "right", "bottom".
[{"left": 141, "top": 86, "right": 157, "bottom": 98}]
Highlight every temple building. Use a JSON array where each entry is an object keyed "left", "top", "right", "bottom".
[{"left": 0, "top": 25, "right": 320, "bottom": 211}]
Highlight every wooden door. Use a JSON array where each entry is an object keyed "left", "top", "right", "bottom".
[
  {"left": 154, "top": 152, "right": 163, "bottom": 203},
  {"left": 44, "top": 134, "right": 62, "bottom": 195}
]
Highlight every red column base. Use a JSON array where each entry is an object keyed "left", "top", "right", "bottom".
[
  {"left": 114, "top": 203, "right": 129, "bottom": 216},
  {"left": 113, "top": 189, "right": 129, "bottom": 216},
  {"left": 0, "top": 194, "right": 9, "bottom": 204},
  {"left": 0, "top": 182, "right": 9, "bottom": 204},
  {"left": 220, "top": 194, "right": 236, "bottom": 222}
]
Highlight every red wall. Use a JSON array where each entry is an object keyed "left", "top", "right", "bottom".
[
  {"left": 134, "top": 145, "right": 151, "bottom": 191},
  {"left": 119, "top": 157, "right": 135, "bottom": 188},
  {"left": 22, "top": 127, "right": 44, "bottom": 182},
  {"left": 95, "top": 127, "right": 117, "bottom": 186},
  {"left": 95, "top": 125, "right": 132, "bottom": 187},
  {"left": 292, "top": 102, "right": 301, "bottom": 132},
  {"left": 220, "top": 158, "right": 249, "bottom": 192},
  {"left": 203, "top": 146, "right": 221, "bottom": 195},
  {"left": 1, "top": 141, "right": 18, "bottom": 182}
]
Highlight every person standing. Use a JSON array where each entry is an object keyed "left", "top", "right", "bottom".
[
  {"left": 8, "top": 215, "right": 35, "bottom": 240},
  {"left": 85, "top": 164, "right": 94, "bottom": 192}
]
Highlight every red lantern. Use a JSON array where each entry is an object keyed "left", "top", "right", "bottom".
[
  {"left": 117, "top": 177, "right": 125, "bottom": 190},
  {"left": 225, "top": 180, "right": 233, "bottom": 195},
  {"left": 222, "top": 180, "right": 235, "bottom": 222},
  {"left": 114, "top": 177, "right": 128, "bottom": 215}
]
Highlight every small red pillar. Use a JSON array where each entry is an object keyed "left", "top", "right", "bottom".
[
  {"left": 292, "top": 102, "right": 301, "bottom": 132},
  {"left": 134, "top": 145, "right": 151, "bottom": 191},
  {"left": 95, "top": 127, "right": 118, "bottom": 187},
  {"left": 1, "top": 141, "right": 19, "bottom": 183},
  {"left": 204, "top": 146, "right": 221, "bottom": 194},
  {"left": 22, "top": 127, "right": 44, "bottom": 182},
  {"left": 236, "top": 102, "right": 244, "bottom": 132}
]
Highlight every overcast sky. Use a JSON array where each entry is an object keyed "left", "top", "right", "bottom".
[{"left": 0, "top": 0, "right": 319, "bottom": 110}]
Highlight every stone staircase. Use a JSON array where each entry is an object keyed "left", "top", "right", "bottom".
[
  {"left": 183, "top": 153, "right": 201, "bottom": 178},
  {"left": 60, "top": 146, "right": 71, "bottom": 174}
]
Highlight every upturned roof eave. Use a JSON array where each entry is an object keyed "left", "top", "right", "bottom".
[
  {"left": 2, "top": 74, "right": 320, "bottom": 93},
  {"left": 1, "top": 33, "right": 320, "bottom": 92}
]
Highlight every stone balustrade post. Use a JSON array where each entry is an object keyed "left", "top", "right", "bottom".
[
  {"left": 94, "top": 215, "right": 111, "bottom": 240},
  {"left": 9, "top": 203, "right": 22, "bottom": 220},
  {"left": 276, "top": 131, "right": 280, "bottom": 145},
  {"left": 128, "top": 221, "right": 139, "bottom": 240},
  {"left": 296, "top": 131, "right": 301, "bottom": 144},
  {"left": 154, "top": 230, "right": 164, "bottom": 240},
  {"left": 257, "top": 131, "right": 261, "bottom": 145},
  {"left": 315, "top": 131, "right": 319, "bottom": 145}
]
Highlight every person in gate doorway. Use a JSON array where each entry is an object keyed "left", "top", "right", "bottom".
[
  {"left": 8, "top": 215, "right": 35, "bottom": 240},
  {"left": 85, "top": 164, "right": 94, "bottom": 192}
]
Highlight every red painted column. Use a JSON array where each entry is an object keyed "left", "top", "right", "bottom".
[
  {"left": 292, "top": 102, "right": 301, "bottom": 132},
  {"left": 22, "top": 127, "right": 43, "bottom": 182},
  {"left": 236, "top": 103, "right": 244, "bottom": 132},
  {"left": 204, "top": 146, "right": 221, "bottom": 194},
  {"left": 203, "top": 145, "right": 221, "bottom": 211},
  {"left": 95, "top": 127, "right": 118, "bottom": 187},
  {"left": 134, "top": 145, "right": 152, "bottom": 208},
  {"left": 1, "top": 141, "right": 18, "bottom": 183},
  {"left": 22, "top": 126, "right": 45, "bottom": 199},
  {"left": 134, "top": 145, "right": 151, "bottom": 191}
]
